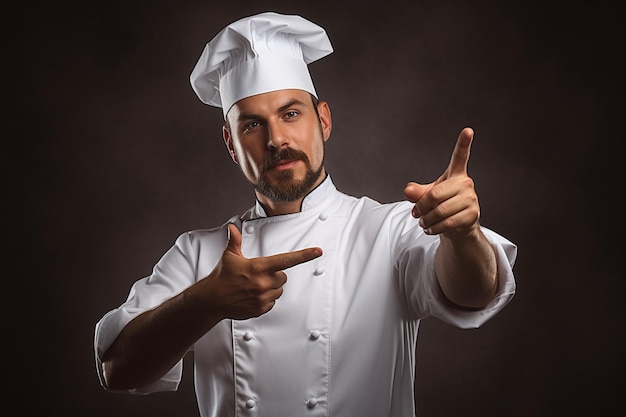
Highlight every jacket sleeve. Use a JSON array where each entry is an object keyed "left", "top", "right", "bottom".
[
  {"left": 393, "top": 202, "right": 517, "bottom": 328},
  {"left": 93, "top": 224, "right": 230, "bottom": 394}
]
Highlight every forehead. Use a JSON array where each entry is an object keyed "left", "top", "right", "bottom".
[{"left": 227, "top": 89, "right": 312, "bottom": 119}]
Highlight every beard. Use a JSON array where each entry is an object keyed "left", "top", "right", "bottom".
[{"left": 254, "top": 147, "right": 324, "bottom": 203}]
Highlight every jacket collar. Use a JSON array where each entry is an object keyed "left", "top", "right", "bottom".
[{"left": 252, "top": 174, "right": 335, "bottom": 219}]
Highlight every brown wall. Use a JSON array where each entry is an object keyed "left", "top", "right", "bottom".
[{"left": 9, "top": 0, "right": 623, "bottom": 415}]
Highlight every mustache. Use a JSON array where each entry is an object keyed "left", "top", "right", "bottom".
[{"left": 260, "top": 148, "right": 310, "bottom": 171}]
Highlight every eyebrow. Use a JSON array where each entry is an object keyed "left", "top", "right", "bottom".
[
  {"left": 236, "top": 98, "right": 307, "bottom": 122},
  {"left": 277, "top": 98, "right": 307, "bottom": 113}
]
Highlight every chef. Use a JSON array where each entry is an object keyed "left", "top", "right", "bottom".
[{"left": 94, "top": 11, "right": 517, "bottom": 417}]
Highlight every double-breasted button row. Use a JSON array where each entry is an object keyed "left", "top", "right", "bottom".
[
  {"left": 243, "top": 397, "right": 319, "bottom": 410},
  {"left": 241, "top": 330, "right": 323, "bottom": 341}
]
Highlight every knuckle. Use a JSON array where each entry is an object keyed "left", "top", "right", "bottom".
[
  {"left": 249, "top": 261, "right": 265, "bottom": 275},
  {"left": 442, "top": 217, "right": 456, "bottom": 230},
  {"left": 279, "top": 256, "right": 293, "bottom": 270},
  {"left": 276, "top": 271, "right": 287, "bottom": 284},
  {"left": 432, "top": 202, "right": 446, "bottom": 217},
  {"left": 462, "top": 177, "right": 475, "bottom": 189},
  {"left": 254, "top": 278, "right": 273, "bottom": 293},
  {"left": 430, "top": 186, "right": 444, "bottom": 201}
]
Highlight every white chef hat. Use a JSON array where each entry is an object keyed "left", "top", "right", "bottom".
[{"left": 190, "top": 12, "right": 333, "bottom": 118}]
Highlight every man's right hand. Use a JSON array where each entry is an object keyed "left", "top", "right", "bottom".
[{"left": 194, "top": 223, "right": 323, "bottom": 320}]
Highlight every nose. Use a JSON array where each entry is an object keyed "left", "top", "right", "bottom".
[{"left": 266, "top": 121, "right": 290, "bottom": 150}]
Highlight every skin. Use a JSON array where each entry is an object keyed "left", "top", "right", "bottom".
[
  {"left": 101, "top": 89, "right": 498, "bottom": 390},
  {"left": 222, "top": 89, "right": 332, "bottom": 216},
  {"left": 403, "top": 128, "right": 498, "bottom": 309}
]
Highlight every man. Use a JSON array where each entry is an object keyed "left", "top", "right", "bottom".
[{"left": 95, "top": 11, "right": 517, "bottom": 417}]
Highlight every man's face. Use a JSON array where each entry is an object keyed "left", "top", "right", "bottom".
[{"left": 223, "top": 89, "right": 332, "bottom": 203}]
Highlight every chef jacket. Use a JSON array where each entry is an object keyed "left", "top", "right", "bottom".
[{"left": 94, "top": 175, "right": 517, "bottom": 417}]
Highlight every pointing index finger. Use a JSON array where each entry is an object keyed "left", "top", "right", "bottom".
[
  {"left": 447, "top": 127, "right": 474, "bottom": 176},
  {"left": 258, "top": 247, "right": 323, "bottom": 272}
]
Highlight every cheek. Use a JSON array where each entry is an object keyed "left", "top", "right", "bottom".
[
  {"left": 310, "top": 137, "right": 326, "bottom": 167},
  {"left": 236, "top": 147, "right": 263, "bottom": 178}
]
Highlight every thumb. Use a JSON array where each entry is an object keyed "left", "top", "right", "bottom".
[
  {"left": 226, "top": 223, "right": 243, "bottom": 256},
  {"left": 404, "top": 181, "right": 433, "bottom": 203}
]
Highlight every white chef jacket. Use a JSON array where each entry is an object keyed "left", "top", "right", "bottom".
[{"left": 94, "top": 175, "right": 517, "bottom": 417}]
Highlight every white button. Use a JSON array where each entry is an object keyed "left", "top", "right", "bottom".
[
  {"left": 245, "top": 225, "right": 255, "bottom": 234},
  {"left": 246, "top": 399, "right": 256, "bottom": 409},
  {"left": 306, "top": 397, "right": 318, "bottom": 408},
  {"left": 243, "top": 331, "right": 254, "bottom": 341},
  {"left": 314, "top": 268, "right": 325, "bottom": 276},
  {"left": 318, "top": 213, "right": 328, "bottom": 221},
  {"left": 310, "top": 330, "right": 321, "bottom": 340}
]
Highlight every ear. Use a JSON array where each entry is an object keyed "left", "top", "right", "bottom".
[
  {"left": 222, "top": 124, "right": 238, "bottom": 164},
  {"left": 317, "top": 101, "right": 332, "bottom": 142}
]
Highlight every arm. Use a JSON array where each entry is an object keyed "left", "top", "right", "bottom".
[
  {"left": 101, "top": 286, "right": 220, "bottom": 390},
  {"left": 404, "top": 127, "right": 497, "bottom": 309},
  {"left": 434, "top": 226, "right": 498, "bottom": 309},
  {"left": 101, "top": 224, "right": 322, "bottom": 390}
]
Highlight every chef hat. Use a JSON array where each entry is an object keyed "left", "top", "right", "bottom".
[{"left": 190, "top": 12, "right": 333, "bottom": 117}]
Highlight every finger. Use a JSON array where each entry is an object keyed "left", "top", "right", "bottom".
[
  {"left": 418, "top": 191, "right": 467, "bottom": 229},
  {"left": 421, "top": 207, "right": 479, "bottom": 238},
  {"left": 447, "top": 127, "right": 474, "bottom": 176},
  {"left": 403, "top": 182, "right": 433, "bottom": 203},
  {"left": 258, "top": 247, "right": 323, "bottom": 272},
  {"left": 226, "top": 223, "right": 243, "bottom": 256},
  {"left": 405, "top": 181, "right": 437, "bottom": 218}
]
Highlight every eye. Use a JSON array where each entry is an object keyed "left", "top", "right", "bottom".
[
  {"left": 283, "top": 110, "right": 299, "bottom": 120},
  {"left": 242, "top": 120, "right": 260, "bottom": 133}
]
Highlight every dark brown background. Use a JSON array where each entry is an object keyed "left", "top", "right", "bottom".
[{"left": 9, "top": 0, "right": 623, "bottom": 415}]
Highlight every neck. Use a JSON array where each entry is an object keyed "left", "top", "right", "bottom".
[{"left": 256, "top": 196, "right": 304, "bottom": 216}]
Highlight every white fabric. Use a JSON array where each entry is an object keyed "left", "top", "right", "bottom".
[
  {"left": 94, "top": 175, "right": 517, "bottom": 417},
  {"left": 190, "top": 12, "right": 333, "bottom": 117}
]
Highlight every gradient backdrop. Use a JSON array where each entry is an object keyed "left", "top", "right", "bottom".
[{"left": 10, "top": 0, "right": 623, "bottom": 416}]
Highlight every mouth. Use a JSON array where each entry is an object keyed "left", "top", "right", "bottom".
[
  {"left": 269, "top": 159, "right": 298, "bottom": 171},
  {"left": 261, "top": 148, "right": 309, "bottom": 173}
]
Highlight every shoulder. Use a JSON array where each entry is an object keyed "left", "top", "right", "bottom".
[
  {"left": 340, "top": 191, "right": 414, "bottom": 221},
  {"left": 174, "top": 214, "right": 242, "bottom": 252},
  {"left": 332, "top": 191, "right": 422, "bottom": 240}
]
